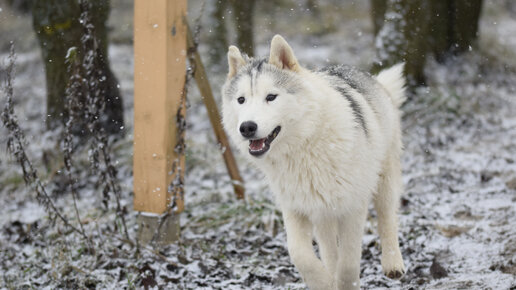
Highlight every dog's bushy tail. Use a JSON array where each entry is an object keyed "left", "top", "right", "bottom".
[{"left": 375, "top": 63, "right": 406, "bottom": 108}]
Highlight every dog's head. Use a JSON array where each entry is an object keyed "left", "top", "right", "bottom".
[{"left": 222, "top": 35, "right": 316, "bottom": 160}]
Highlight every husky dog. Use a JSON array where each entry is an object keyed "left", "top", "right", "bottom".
[{"left": 221, "top": 35, "right": 406, "bottom": 290}]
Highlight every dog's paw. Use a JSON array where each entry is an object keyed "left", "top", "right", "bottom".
[
  {"left": 381, "top": 249, "right": 405, "bottom": 280},
  {"left": 385, "top": 268, "right": 405, "bottom": 279}
]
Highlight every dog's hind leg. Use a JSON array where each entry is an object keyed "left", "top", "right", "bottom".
[
  {"left": 314, "top": 219, "right": 338, "bottom": 276},
  {"left": 374, "top": 152, "right": 406, "bottom": 279},
  {"left": 283, "top": 210, "right": 334, "bottom": 290}
]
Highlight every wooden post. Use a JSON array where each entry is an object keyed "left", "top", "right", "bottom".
[
  {"left": 186, "top": 26, "right": 245, "bottom": 199},
  {"left": 133, "top": 0, "right": 187, "bottom": 244}
]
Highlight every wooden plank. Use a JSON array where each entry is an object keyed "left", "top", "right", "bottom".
[
  {"left": 133, "top": 0, "right": 187, "bottom": 214},
  {"left": 186, "top": 26, "right": 245, "bottom": 199}
]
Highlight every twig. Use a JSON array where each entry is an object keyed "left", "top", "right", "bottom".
[
  {"left": 78, "top": 0, "right": 130, "bottom": 242},
  {"left": 63, "top": 46, "right": 94, "bottom": 253},
  {"left": 1, "top": 43, "right": 88, "bottom": 240}
]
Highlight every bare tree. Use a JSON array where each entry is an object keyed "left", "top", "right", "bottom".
[
  {"left": 230, "top": 0, "right": 256, "bottom": 56},
  {"left": 372, "top": 0, "right": 483, "bottom": 89},
  {"left": 206, "top": 0, "right": 255, "bottom": 67},
  {"left": 371, "top": 0, "right": 387, "bottom": 35},
  {"left": 428, "top": 0, "right": 483, "bottom": 61},
  {"left": 207, "top": 0, "right": 229, "bottom": 67},
  {"left": 32, "top": 0, "right": 124, "bottom": 135}
]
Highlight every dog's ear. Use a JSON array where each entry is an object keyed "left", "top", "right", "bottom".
[
  {"left": 227, "top": 46, "right": 246, "bottom": 78},
  {"left": 269, "top": 35, "right": 300, "bottom": 72}
]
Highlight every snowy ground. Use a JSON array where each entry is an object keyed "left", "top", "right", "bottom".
[{"left": 1, "top": 0, "right": 516, "bottom": 289}]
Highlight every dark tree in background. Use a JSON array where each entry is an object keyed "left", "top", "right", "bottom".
[
  {"left": 207, "top": 0, "right": 256, "bottom": 68},
  {"left": 372, "top": 0, "right": 429, "bottom": 87},
  {"left": 5, "top": 0, "right": 32, "bottom": 14},
  {"left": 230, "top": 0, "right": 256, "bottom": 57},
  {"left": 371, "top": 0, "right": 387, "bottom": 36},
  {"left": 32, "top": 0, "right": 124, "bottom": 135},
  {"left": 428, "top": 0, "right": 483, "bottom": 61},
  {"left": 372, "top": 0, "right": 483, "bottom": 89},
  {"left": 207, "top": 0, "right": 230, "bottom": 68}
]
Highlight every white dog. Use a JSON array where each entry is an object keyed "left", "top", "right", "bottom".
[{"left": 221, "top": 35, "right": 406, "bottom": 290}]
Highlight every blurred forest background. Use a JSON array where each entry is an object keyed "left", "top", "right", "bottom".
[{"left": 1, "top": 0, "right": 516, "bottom": 289}]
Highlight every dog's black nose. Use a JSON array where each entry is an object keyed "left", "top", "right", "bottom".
[{"left": 240, "top": 121, "right": 257, "bottom": 138}]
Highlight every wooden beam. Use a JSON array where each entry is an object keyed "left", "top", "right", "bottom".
[
  {"left": 186, "top": 26, "right": 245, "bottom": 199},
  {"left": 133, "top": 0, "right": 187, "bottom": 215}
]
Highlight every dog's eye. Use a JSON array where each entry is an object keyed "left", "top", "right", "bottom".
[
  {"left": 237, "top": 96, "right": 245, "bottom": 104},
  {"left": 266, "top": 94, "right": 277, "bottom": 102}
]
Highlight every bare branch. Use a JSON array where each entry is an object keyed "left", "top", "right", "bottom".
[{"left": 1, "top": 43, "right": 88, "bottom": 240}]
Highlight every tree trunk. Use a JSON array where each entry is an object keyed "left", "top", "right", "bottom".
[
  {"left": 5, "top": 0, "right": 33, "bottom": 14},
  {"left": 428, "top": 0, "right": 450, "bottom": 62},
  {"left": 372, "top": 0, "right": 483, "bottom": 89},
  {"left": 206, "top": 0, "right": 229, "bottom": 68},
  {"left": 451, "top": 0, "right": 483, "bottom": 54},
  {"left": 306, "top": 0, "right": 322, "bottom": 19},
  {"left": 230, "top": 0, "right": 255, "bottom": 57},
  {"left": 371, "top": 0, "right": 387, "bottom": 36},
  {"left": 429, "top": 0, "right": 483, "bottom": 61},
  {"left": 403, "top": 0, "right": 430, "bottom": 87},
  {"left": 32, "top": 0, "right": 124, "bottom": 135},
  {"left": 372, "top": 0, "right": 429, "bottom": 88}
]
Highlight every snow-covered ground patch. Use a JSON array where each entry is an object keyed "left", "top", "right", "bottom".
[{"left": 1, "top": 0, "right": 515, "bottom": 289}]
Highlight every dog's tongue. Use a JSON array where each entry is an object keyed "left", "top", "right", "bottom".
[{"left": 249, "top": 138, "right": 266, "bottom": 150}]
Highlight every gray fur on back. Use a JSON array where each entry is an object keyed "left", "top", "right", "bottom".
[
  {"left": 319, "top": 65, "right": 378, "bottom": 96},
  {"left": 335, "top": 86, "right": 368, "bottom": 137},
  {"left": 319, "top": 64, "right": 399, "bottom": 138},
  {"left": 320, "top": 65, "right": 392, "bottom": 114}
]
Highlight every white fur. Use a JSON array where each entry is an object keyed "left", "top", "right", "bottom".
[
  {"left": 375, "top": 63, "right": 406, "bottom": 108},
  {"left": 222, "top": 35, "right": 406, "bottom": 290}
]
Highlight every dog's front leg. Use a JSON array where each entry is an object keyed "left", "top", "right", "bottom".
[
  {"left": 314, "top": 219, "right": 338, "bottom": 276},
  {"left": 283, "top": 209, "right": 334, "bottom": 290},
  {"left": 335, "top": 209, "right": 368, "bottom": 290}
]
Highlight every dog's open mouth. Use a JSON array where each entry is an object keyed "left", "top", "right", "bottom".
[{"left": 248, "top": 126, "right": 281, "bottom": 157}]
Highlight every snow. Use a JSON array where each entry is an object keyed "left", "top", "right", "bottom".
[{"left": 1, "top": 0, "right": 516, "bottom": 289}]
